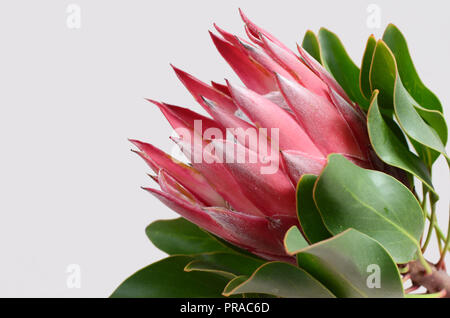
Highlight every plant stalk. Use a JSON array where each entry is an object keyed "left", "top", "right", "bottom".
[
  {"left": 416, "top": 249, "right": 432, "bottom": 274},
  {"left": 408, "top": 260, "right": 450, "bottom": 297},
  {"left": 422, "top": 201, "right": 436, "bottom": 253},
  {"left": 437, "top": 207, "right": 450, "bottom": 269}
]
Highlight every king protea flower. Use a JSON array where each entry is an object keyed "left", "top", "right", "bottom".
[{"left": 131, "top": 10, "right": 399, "bottom": 262}]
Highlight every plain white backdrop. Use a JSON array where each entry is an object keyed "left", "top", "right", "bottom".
[{"left": 0, "top": 0, "right": 448, "bottom": 297}]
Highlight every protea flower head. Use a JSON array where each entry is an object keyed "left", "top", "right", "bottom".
[{"left": 131, "top": 10, "right": 398, "bottom": 262}]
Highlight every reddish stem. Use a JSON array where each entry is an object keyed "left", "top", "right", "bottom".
[{"left": 408, "top": 260, "right": 450, "bottom": 298}]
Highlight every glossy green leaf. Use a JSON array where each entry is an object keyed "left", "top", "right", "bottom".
[
  {"left": 297, "top": 229, "right": 404, "bottom": 298},
  {"left": 369, "top": 40, "right": 396, "bottom": 112},
  {"left": 367, "top": 90, "right": 434, "bottom": 193},
  {"left": 382, "top": 24, "right": 442, "bottom": 112},
  {"left": 111, "top": 256, "right": 228, "bottom": 298},
  {"left": 360, "top": 35, "right": 376, "bottom": 99},
  {"left": 318, "top": 28, "right": 369, "bottom": 109},
  {"left": 314, "top": 154, "right": 424, "bottom": 263},
  {"left": 413, "top": 106, "right": 448, "bottom": 164},
  {"left": 394, "top": 77, "right": 448, "bottom": 159},
  {"left": 283, "top": 226, "right": 309, "bottom": 255},
  {"left": 301, "top": 30, "right": 322, "bottom": 64},
  {"left": 370, "top": 40, "right": 448, "bottom": 166},
  {"left": 223, "top": 262, "right": 335, "bottom": 298},
  {"left": 384, "top": 115, "right": 410, "bottom": 149},
  {"left": 223, "top": 275, "right": 248, "bottom": 294},
  {"left": 184, "top": 252, "right": 264, "bottom": 279},
  {"left": 411, "top": 141, "right": 439, "bottom": 169},
  {"left": 297, "top": 174, "right": 332, "bottom": 244},
  {"left": 146, "top": 218, "right": 231, "bottom": 255},
  {"left": 370, "top": 40, "right": 448, "bottom": 164},
  {"left": 415, "top": 106, "right": 448, "bottom": 144}
]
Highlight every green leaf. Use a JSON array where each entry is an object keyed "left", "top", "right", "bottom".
[
  {"left": 222, "top": 262, "right": 335, "bottom": 298},
  {"left": 384, "top": 115, "right": 410, "bottom": 149},
  {"left": 301, "top": 30, "right": 322, "bottom": 64},
  {"left": 223, "top": 275, "right": 248, "bottom": 294},
  {"left": 367, "top": 90, "right": 435, "bottom": 194},
  {"left": 382, "top": 24, "right": 442, "bottom": 112},
  {"left": 146, "top": 218, "right": 231, "bottom": 255},
  {"left": 369, "top": 40, "right": 396, "bottom": 112},
  {"left": 297, "top": 229, "right": 404, "bottom": 298},
  {"left": 413, "top": 106, "right": 447, "bottom": 164},
  {"left": 394, "top": 78, "right": 447, "bottom": 157},
  {"left": 370, "top": 40, "right": 448, "bottom": 164},
  {"left": 360, "top": 35, "right": 377, "bottom": 99},
  {"left": 314, "top": 154, "right": 424, "bottom": 263},
  {"left": 383, "top": 25, "right": 448, "bottom": 158},
  {"left": 318, "top": 28, "right": 369, "bottom": 109},
  {"left": 184, "top": 252, "right": 264, "bottom": 279},
  {"left": 297, "top": 174, "right": 332, "bottom": 244},
  {"left": 111, "top": 256, "right": 229, "bottom": 298},
  {"left": 415, "top": 106, "right": 448, "bottom": 145},
  {"left": 283, "top": 226, "right": 309, "bottom": 255},
  {"left": 209, "top": 235, "right": 263, "bottom": 259}
]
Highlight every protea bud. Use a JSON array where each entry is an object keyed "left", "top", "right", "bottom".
[{"left": 131, "top": 11, "right": 398, "bottom": 262}]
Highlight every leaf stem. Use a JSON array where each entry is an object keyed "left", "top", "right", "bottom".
[
  {"left": 420, "top": 187, "right": 428, "bottom": 211},
  {"left": 421, "top": 200, "right": 436, "bottom": 253},
  {"left": 437, "top": 207, "right": 450, "bottom": 269},
  {"left": 425, "top": 213, "right": 449, "bottom": 251},
  {"left": 437, "top": 230, "right": 443, "bottom": 253},
  {"left": 416, "top": 249, "right": 432, "bottom": 275}
]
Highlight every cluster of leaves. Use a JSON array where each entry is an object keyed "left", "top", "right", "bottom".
[
  {"left": 111, "top": 217, "right": 405, "bottom": 298},
  {"left": 112, "top": 25, "right": 448, "bottom": 298}
]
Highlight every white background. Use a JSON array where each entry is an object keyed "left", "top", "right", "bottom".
[{"left": 0, "top": 0, "right": 448, "bottom": 297}]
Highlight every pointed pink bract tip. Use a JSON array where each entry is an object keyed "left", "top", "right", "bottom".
[
  {"left": 145, "top": 98, "right": 165, "bottom": 108},
  {"left": 200, "top": 95, "right": 216, "bottom": 108},
  {"left": 170, "top": 64, "right": 185, "bottom": 76},
  {"left": 169, "top": 135, "right": 182, "bottom": 144},
  {"left": 238, "top": 8, "right": 248, "bottom": 23},
  {"left": 225, "top": 80, "right": 244, "bottom": 97},
  {"left": 208, "top": 29, "right": 216, "bottom": 38},
  {"left": 129, "top": 139, "right": 145, "bottom": 148},
  {"left": 170, "top": 64, "right": 186, "bottom": 76},
  {"left": 213, "top": 23, "right": 224, "bottom": 33},
  {"left": 130, "top": 148, "right": 140, "bottom": 155},
  {"left": 141, "top": 187, "right": 161, "bottom": 195}
]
